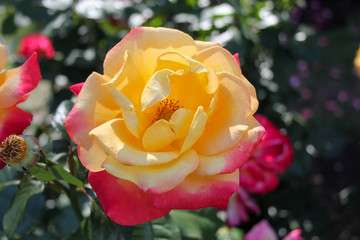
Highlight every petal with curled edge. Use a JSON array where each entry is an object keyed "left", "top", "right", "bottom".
[
  {"left": 103, "top": 27, "right": 198, "bottom": 80},
  {"left": 193, "top": 117, "right": 265, "bottom": 176},
  {"left": 90, "top": 119, "right": 180, "bottom": 166},
  {"left": 105, "top": 84, "right": 140, "bottom": 138},
  {"left": 169, "top": 108, "right": 195, "bottom": 140},
  {"left": 157, "top": 52, "right": 219, "bottom": 95},
  {"left": 192, "top": 46, "right": 242, "bottom": 77},
  {"left": 194, "top": 72, "right": 252, "bottom": 155},
  {"left": 64, "top": 72, "right": 119, "bottom": 145},
  {"left": 103, "top": 149, "right": 199, "bottom": 194},
  {"left": 88, "top": 170, "right": 170, "bottom": 226},
  {"left": 141, "top": 69, "right": 176, "bottom": 110},
  {"left": 0, "top": 44, "right": 7, "bottom": 71},
  {"left": 180, "top": 106, "right": 208, "bottom": 153},
  {"left": 143, "top": 119, "right": 176, "bottom": 152},
  {"left": 0, "top": 53, "right": 41, "bottom": 108},
  {"left": 194, "top": 40, "right": 220, "bottom": 51},
  {"left": 104, "top": 51, "right": 145, "bottom": 108},
  {"left": 151, "top": 169, "right": 239, "bottom": 210}
]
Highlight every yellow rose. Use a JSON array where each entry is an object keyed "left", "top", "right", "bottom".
[{"left": 64, "top": 27, "right": 265, "bottom": 225}]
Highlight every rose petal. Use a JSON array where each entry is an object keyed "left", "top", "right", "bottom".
[
  {"left": 244, "top": 220, "right": 278, "bottom": 240},
  {"left": 0, "top": 106, "right": 32, "bottom": 142},
  {"left": 180, "top": 106, "right": 208, "bottom": 153},
  {"left": 169, "top": 108, "right": 195, "bottom": 139},
  {"left": 104, "top": 27, "right": 198, "bottom": 80},
  {"left": 151, "top": 170, "right": 239, "bottom": 209},
  {"left": 69, "top": 82, "right": 84, "bottom": 96},
  {"left": 192, "top": 46, "right": 241, "bottom": 76},
  {"left": 194, "top": 117, "right": 265, "bottom": 176},
  {"left": 103, "top": 149, "right": 199, "bottom": 194},
  {"left": 90, "top": 119, "right": 179, "bottom": 166},
  {"left": 88, "top": 170, "right": 170, "bottom": 226},
  {"left": 0, "top": 53, "right": 41, "bottom": 108},
  {"left": 194, "top": 72, "right": 252, "bottom": 155},
  {"left": 194, "top": 40, "right": 220, "bottom": 51},
  {"left": 0, "top": 161, "right": 6, "bottom": 169},
  {"left": 141, "top": 69, "right": 174, "bottom": 110},
  {"left": 143, "top": 119, "right": 176, "bottom": 151},
  {"left": 64, "top": 72, "right": 120, "bottom": 171}
]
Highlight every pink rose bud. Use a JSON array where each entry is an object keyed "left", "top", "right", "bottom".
[
  {"left": 253, "top": 114, "right": 294, "bottom": 173},
  {"left": 19, "top": 33, "right": 55, "bottom": 59}
]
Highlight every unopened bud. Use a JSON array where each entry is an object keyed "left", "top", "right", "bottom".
[{"left": 0, "top": 135, "right": 41, "bottom": 171}]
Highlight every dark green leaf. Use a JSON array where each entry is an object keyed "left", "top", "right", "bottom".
[
  {"left": 29, "top": 164, "right": 83, "bottom": 187},
  {"left": 3, "top": 180, "right": 44, "bottom": 238},
  {"left": 152, "top": 215, "right": 181, "bottom": 240},
  {"left": 89, "top": 201, "right": 126, "bottom": 240},
  {"left": 170, "top": 210, "right": 220, "bottom": 240}
]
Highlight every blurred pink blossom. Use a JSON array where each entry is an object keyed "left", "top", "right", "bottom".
[
  {"left": 245, "top": 220, "right": 304, "bottom": 240},
  {"left": 226, "top": 187, "right": 261, "bottom": 227},
  {"left": 19, "top": 33, "right": 55, "bottom": 59}
]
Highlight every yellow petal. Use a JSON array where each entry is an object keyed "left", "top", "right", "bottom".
[
  {"left": 180, "top": 106, "right": 208, "bottom": 153},
  {"left": 194, "top": 117, "right": 265, "bottom": 176},
  {"left": 103, "top": 27, "right": 198, "bottom": 81},
  {"left": 192, "top": 46, "right": 242, "bottom": 76},
  {"left": 105, "top": 51, "right": 145, "bottom": 107},
  {"left": 142, "top": 119, "right": 176, "bottom": 151},
  {"left": 103, "top": 149, "right": 199, "bottom": 193},
  {"left": 194, "top": 73, "right": 252, "bottom": 155},
  {"left": 194, "top": 40, "right": 220, "bottom": 51},
  {"left": 141, "top": 69, "right": 174, "bottom": 110},
  {"left": 0, "top": 44, "right": 7, "bottom": 72},
  {"left": 105, "top": 83, "right": 140, "bottom": 138},
  {"left": 90, "top": 119, "right": 180, "bottom": 166},
  {"left": 169, "top": 108, "right": 195, "bottom": 139},
  {"left": 77, "top": 137, "right": 106, "bottom": 172}
]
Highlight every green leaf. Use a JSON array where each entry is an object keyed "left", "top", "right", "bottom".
[
  {"left": 89, "top": 201, "right": 154, "bottom": 240},
  {"left": 3, "top": 180, "right": 44, "bottom": 238},
  {"left": 29, "top": 164, "right": 83, "bottom": 187},
  {"left": 170, "top": 210, "right": 220, "bottom": 240},
  {"left": 152, "top": 215, "right": 181, "bottom": 240},
  {"left": 89, "top": 201, "right": 126, "bottom": 240}
]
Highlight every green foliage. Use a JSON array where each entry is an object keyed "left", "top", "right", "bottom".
[{"left": 3, "top": 180, "right": 44, "bottom": 238}]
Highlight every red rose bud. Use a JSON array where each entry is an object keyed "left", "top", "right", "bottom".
[
  {"left": 19, "top": 34, "right": 55, "bottom": 59},
  {"left": 0, "top": 135, "right": 41, "bottom": 171},
  {"left": 253, "top": 114, "right": 294, "bottom": 173}
]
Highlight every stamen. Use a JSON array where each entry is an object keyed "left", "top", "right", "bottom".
[{"left": 152, "top": 98, "right": 181, "bottom": 123}]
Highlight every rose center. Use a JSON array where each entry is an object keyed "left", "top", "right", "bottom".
[
  {"left": 0, "top": 135, "right": 28, "bottom": 164},
  {"left": 152, "top": 98, "right": 181, "bottom": 123}
]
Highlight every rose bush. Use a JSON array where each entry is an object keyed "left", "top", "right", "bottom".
[
  {"left": 0, "top": 43, "right": 41, "bottom": 169},
  {"left": 64, "top": 27, "right": 265, "bottom": 225},
  {"left": 19, "top": 33, "right": 55, "bottom": 59}
]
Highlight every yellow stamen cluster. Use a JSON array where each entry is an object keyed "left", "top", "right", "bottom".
[
  {"left": 152, "top": 98, "right": 181, "bottom": 123},
  {"left": 0, "top": 135, "right": 28, "bottom": 164}
]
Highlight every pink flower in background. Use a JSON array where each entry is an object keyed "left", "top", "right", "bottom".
[
  {"left": 226, "top": 114, "right": 294, "bottom": 226},
  {"left": 19, "top": 34, "right": 55, "bottom": 59},
  {"left": 226, "top": 187, "right": 261, "bottom": 227},
  {"left": 245, "top": 220, "right": 304, "bottom": 240},
  {"left": 253, "top": 115, "right": 294, "bottom": 173},
  {"left": 240, "top": 159, "right": 279, "bottom": 194},
  {"left": 0, "top": 44, "right": 41, "bottom": 169}
]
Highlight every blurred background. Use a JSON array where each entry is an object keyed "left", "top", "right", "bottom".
[{"left": 0, "top": 0, "right": 360, "bottom": 239}]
